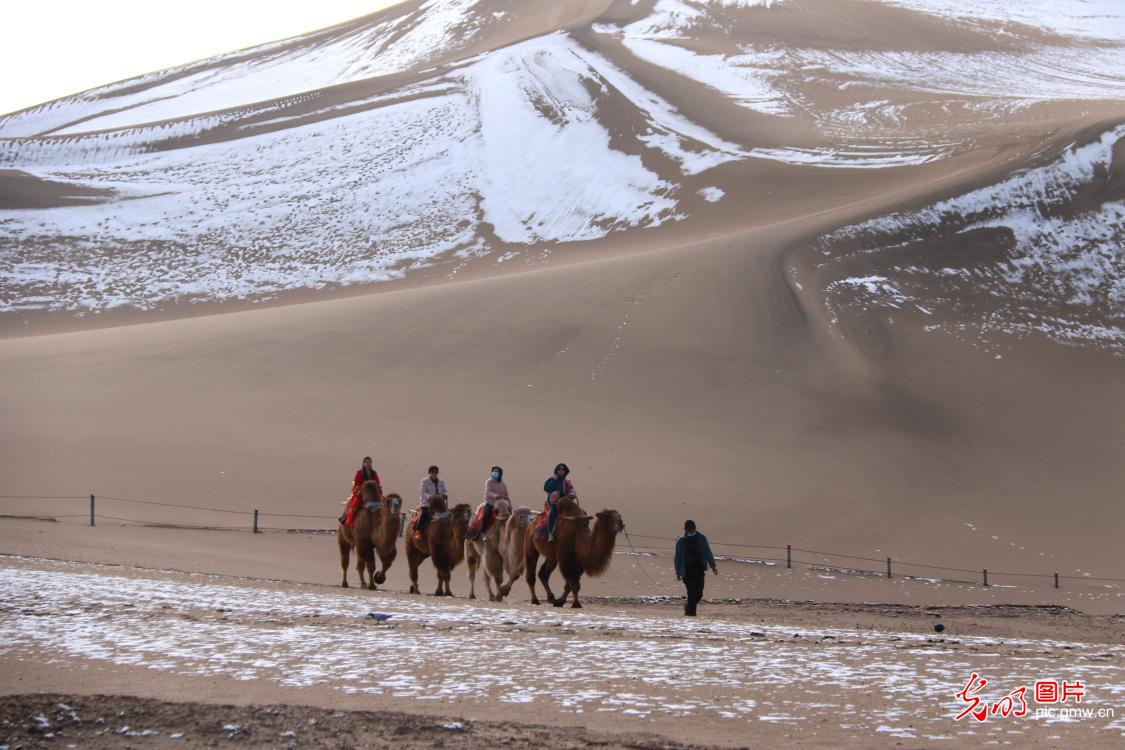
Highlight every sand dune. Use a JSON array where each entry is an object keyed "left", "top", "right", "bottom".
[
  {"left": 1, "top": 0, "right": 1122, "bottom": 335},
  {"left": 1, "top": 2, "right": 1123, "bottom": 745},
  {"left": 0, "top": 0, "right": 1121, "bottom": 588}
]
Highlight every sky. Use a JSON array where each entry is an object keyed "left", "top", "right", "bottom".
[{"left": 1, "top": 1, "right": 405, "bottom": 116}]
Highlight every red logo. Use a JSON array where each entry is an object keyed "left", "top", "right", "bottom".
[{"left": 955, "top": 675, "right": 1085, "bottom": 722}]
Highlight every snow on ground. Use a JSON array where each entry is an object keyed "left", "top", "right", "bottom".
[
  {"left": 2, "top": 0, "right": 1124, "bottom": 316},
  {"left": 0, "top": 559, "right": 1121, "bottom": 740},
  {"left": 798, "top": 45, "right": 1125, "bottom": 105},
  {"left": 817, "top": 125, "right": 1125, "bottom": 351},
  {"left": 875, "top": 0, "right": 1125, "bottom": 40},
  {"left": 600, "top": 0, "right": 1125, "bottom": 168},
  {"left": 0, "top": 0, "right": 485, "bottom": 138},
  {"left": 620, "top": 38, "right": 792, "bottom": 116},
  {"left": 0, "top": 33, "right": 749, "bottom": 313}
]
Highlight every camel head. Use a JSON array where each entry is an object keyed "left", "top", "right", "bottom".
[
  {"left": 509, "top": 505, "right": 532, "bottom": 531},
  {"left": 595, "top": 509, "right": 624, "bottom": 534},
  {"left": 452, "top": 503, "right": 473, "bottom": 525},
  {"left": 384, "top": 493, "right": 402, "bottom": 516}
]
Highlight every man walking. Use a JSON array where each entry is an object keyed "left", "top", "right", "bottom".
[{"left": 674, "top": 519, "right": 718, "bottom": 616}]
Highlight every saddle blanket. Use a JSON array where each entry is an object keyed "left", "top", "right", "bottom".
[
  {"left": 466, "top": 505, "right": 488, "bottom": 539},
  {"left": 533, "top": 508, "right": 550, "bottom": 540}
]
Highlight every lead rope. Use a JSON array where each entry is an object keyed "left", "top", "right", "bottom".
[{"left": 622, "top": 528, "right": 662, "bottom": 588}]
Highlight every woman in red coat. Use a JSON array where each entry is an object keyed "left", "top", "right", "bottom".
[{"left": 341, "top": 456, "right": 383, "bottom": 527}]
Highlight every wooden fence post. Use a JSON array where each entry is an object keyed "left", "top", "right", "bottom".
[
  {"left": 89, "top": 494, "right": 95, "bottom": 527},
  {"left": 886, "top": 557, "right": 892, "bottom": 578},
  {"left": 982, "top": 568, "right": 989, "bottom": 587},
  {"left": 253, "top": 509, "right": 261, "bottom": 534},
  {"left": 1054, "top": 573, "right": 1059, "bottom": 589},
  {"left": 786, "top": 544, "right": 791, "bottom": 569}
]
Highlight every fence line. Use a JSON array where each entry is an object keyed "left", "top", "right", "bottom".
[
  {"left": 0, "top": 495, "right": 86, "bottom": 500},
  {"left": 1, "top": 493, "right": 1122, "bottom": 587}
]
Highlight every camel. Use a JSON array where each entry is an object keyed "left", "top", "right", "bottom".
[
  {"left": 337, "top": 481, "right": 402, "bottom": 589},
  {"left": 404, "top": 494, "right": 473, "bottom": 596},
  {"left": 524, "top": 495, "right": 624, "bottom": 608},
  {"left": 465, "top": 499, "right": 533, "bottom": 602}
]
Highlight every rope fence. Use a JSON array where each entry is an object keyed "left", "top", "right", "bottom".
[{"left": 1, "top": 493, "right": 1121, "bottom": 590}]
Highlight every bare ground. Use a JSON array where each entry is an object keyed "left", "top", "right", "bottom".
[{"left": 0, "top": 693, "right": 713, "bottom": 750}]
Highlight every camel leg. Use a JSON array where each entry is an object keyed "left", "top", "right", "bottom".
[
  {"left": 375, "top": 546, "right": 396, "bottom": 586},
  {"left": 484, "top": 570, "right": 498, "bottom": 602},
  {"left": 500, "top": 557, "right": 524, "bottom": 600},
  {"left": 498, "top": 570, "right": 518, "bottom": 600},
  {"left": 355, "top": 552, "right": 369, "bottom": 590},
  {"left": 406, "top": 546, "right": 423, "bottom": 595},
  {"left": 553, "top": 580, "right": 571, "bottom": 608},
  {"left": 433, "top": 562, "right": 445, "bottom": 597},
  {"left": 538, "top": 558, "right": 559, "bottom": 606},
  {"left": 570, "top": 577, "right": 583, "bottom": 608},
  {"left": 466, "top": 544, "right": 479, "bottom": 600},
  {"left": 435, "top": 568, "right": 452, "bottom": 598},
  {"left": 364, "top": 553, "right": 377, "bottom": 591},
  {"left": 338, "top": 533, "right": 350, "bottom": 588},
  {"left": 525, "top": 546, "right": 541, "bottom": 605}
]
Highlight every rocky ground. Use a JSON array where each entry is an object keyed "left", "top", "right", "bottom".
[{"left": 0, "top": 693, "right": 713, "bottom": 750}]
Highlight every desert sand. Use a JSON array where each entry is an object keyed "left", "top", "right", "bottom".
[{"left": 1, "top": 0, "right": 1123, "bottom": 747}]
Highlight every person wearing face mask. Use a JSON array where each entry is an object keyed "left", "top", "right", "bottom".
[
  {"left": 414, "top": 465, "right": 447, "bottom": 539},
  {"left": 674, "top": 519, "right": 718, "bottom": 616},
  {"left": 542, "top": 462, "right": 575, "bottom": 543},
  {"left": 479, "top": 466, "right": 509, "bottom": 542}
]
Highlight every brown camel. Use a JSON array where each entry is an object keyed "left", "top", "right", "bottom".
[
  {"left": 404, "top": 494, "right": 472, "bottom": 596},
  {"left": 524, "top": 495, "right": 624, "bottom": 608},
  {"left": 337, "top": 481, "right": 402, "bottom": 589},
  {"left": 465, "top": 500, "right": 532, "bottom": 602}
]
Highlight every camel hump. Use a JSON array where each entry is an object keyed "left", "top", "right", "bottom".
[
  {"left": 361, "top": 480, "right": 382, "bottom": 501},
  {"left": 558, "top": 494, "right": 582, "bottom": 516},
  {"left": 429, "top": 494, "right": 449, "bottom": 513}
]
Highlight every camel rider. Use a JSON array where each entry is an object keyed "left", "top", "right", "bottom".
[
  {"left": 542, "top": 462, "right": 575, "bottom": 543},
  {"left": 414, "top": 465, "right": 447, "bottom": 539},
  {"left": 480, "top": 466, "right": 510, "bottom": 542},
  {"left": 341, "top": 456, "right": 383, "bottom": 527}
]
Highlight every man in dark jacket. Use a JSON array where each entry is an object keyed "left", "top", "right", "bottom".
[{"left": 674, "top": 519, "right": 718, "bottom": 616}]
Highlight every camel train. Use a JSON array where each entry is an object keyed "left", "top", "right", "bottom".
[{"left": 337, "top": 485, "right": 624, "bottom": 607}]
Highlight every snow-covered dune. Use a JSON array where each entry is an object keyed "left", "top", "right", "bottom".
[
  {"left": 1, "top": 0, "right": 1123, "bottom": 352},
  {"left": 0, "top": 32, "right": 746, "bottom": 312},
  {"left": 809, "top": 124, "right": 1125, "bottom": 352}
]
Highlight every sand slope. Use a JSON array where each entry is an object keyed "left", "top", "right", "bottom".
[{"left": 0, "top": 0, "right": 1122, "bottom": 610}]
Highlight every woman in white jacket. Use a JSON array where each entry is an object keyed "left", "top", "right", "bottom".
[{"left": 414, "top": 465, "right": 448, "bottom": 539}]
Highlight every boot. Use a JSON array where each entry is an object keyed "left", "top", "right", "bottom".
[
  {"left": 480, "top": 503, "right": 494, "bottom": 542},
  {"left": 414, "top": 507, "right": 430, "bottom": 539}
]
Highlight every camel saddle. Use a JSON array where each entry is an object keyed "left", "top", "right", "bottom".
[
  {"left": 532, "top": 509, "right": 550, "bottom": 540},
  {"left": 410, "top": 507, "right": 449, "bottom": 528},
  {"left": 466, "top": 505, "right": 488, "bottom": 539}
]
